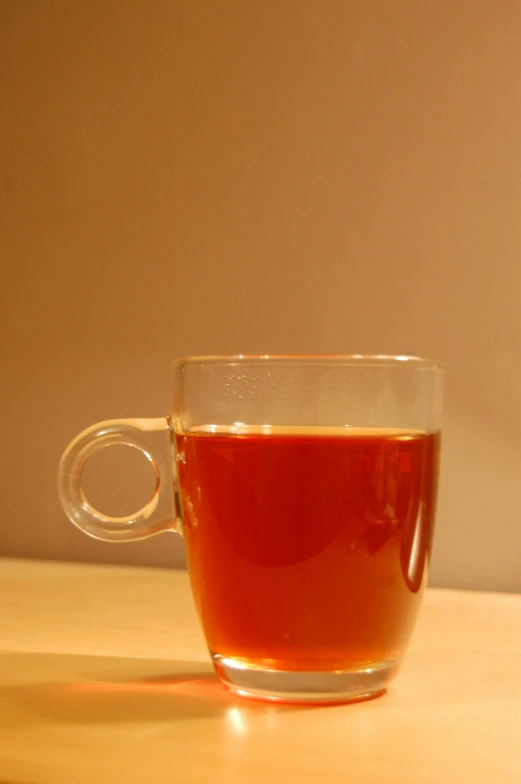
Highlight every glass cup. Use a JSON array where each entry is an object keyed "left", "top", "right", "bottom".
[{"left": 58, "top": 355, "right": 443, "bottom": 704}]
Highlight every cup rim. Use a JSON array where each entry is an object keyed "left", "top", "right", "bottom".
[{"left": 173, "top": 354, "right": 443, "bottom": 369}]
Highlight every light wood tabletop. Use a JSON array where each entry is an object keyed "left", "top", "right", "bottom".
[{"left": 1, "top": 558, "right": 520, "bottom": 783}]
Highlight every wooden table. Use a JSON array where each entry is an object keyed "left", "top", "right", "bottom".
[{"left": 1, "top": 558, "right": 520, "bottom": 783}]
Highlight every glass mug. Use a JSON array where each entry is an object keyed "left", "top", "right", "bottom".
[{"left": 58, "top": 355, "right": 443, "bottom": 704}]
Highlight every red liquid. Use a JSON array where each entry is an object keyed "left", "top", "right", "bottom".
[{"left": 175, "top": 426, "right": 440, "bottom": 671}]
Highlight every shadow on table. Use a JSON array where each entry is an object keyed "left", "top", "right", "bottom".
[{"left": 0, "top": 650, "right": 300, "bottom": 728}]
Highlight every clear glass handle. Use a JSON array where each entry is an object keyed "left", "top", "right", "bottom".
[{"left": 58, "top": 417, "right": 175, "bottom": 542}]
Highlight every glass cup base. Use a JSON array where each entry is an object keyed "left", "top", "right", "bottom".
[{"left": 212, "top": 654, "right": 399, "bottom": 705}]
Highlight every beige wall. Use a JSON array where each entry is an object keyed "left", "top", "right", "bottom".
[{"left": 1, "top": 1, "right": 520, "bottom": 591}]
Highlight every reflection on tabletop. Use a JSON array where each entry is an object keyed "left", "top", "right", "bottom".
[{"left": 0, "top": 651, "right": 308, "bottom": 735}]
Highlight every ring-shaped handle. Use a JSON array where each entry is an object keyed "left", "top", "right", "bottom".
[{"left": 58, "top": 417, "right": 174, "bottom": 541}]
